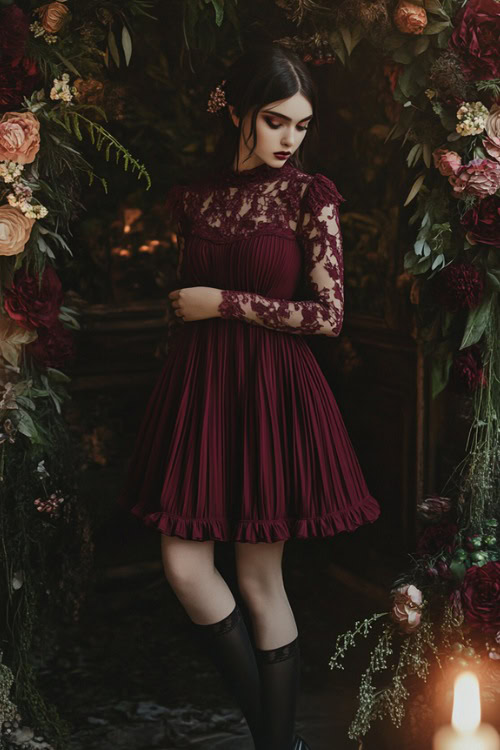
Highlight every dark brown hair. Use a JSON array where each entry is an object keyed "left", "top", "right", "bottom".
[{"left": 204, "top": 43, "right": 319, "bottom": 176}]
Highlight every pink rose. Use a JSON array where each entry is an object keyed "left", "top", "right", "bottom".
[
  {"left": 391, "top": 584, "right": 423, "bottom": 633},
  {"left": 432, "top": 147, "right": 462, "bottom": 176},
  {"left": 449, "top": 158, "right": 500, "bottom": 198},
  {"left": 393, "top": 0, "right": 428, "bottom": 34},
  {"left": 483, "top": 104, "right": 500, "bottom": 161},
  {"left": 0, "top": 111, "right": 40, "bottom": 164},
  {"left": 0, "top": 205, "right": 34, "bottom": 256}
]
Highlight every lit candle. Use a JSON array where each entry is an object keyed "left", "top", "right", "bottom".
[{"left": 433, "top": 672, "right": 500, "bottom": 750}]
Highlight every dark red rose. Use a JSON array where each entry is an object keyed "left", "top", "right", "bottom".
[
  {"left": 26, "top": 321, "right": 76, "bottom": 368},
  {"left": 448, "top": 0, "right": 500, "bottom": 81},
  {"left": 461, "top": 195, "right": 500, "bottom": 246},
  {"left": 437, "top": 262, "right": 485, "bottom": 312},
  {"left": 0, "top": 5, "right": 29, "bottom": 64},
  {"left": 416, "top": 522, "right": 458, "bottom": 557},
  {"left": 0, "top": 57, "right": 39, "bottom": 114},
  {"left": 450, "top": 344, "right": 487, "bottom": 393},
  {"left": 460, "top": 561, "right": 500, "bottom": 633},
  {"left": 3, "top": 265, "right": 64, "bottom": 330}
]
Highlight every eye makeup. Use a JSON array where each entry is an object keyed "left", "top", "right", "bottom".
[{"left": 263, "top": 116, "right": 309, "bottom": 132}]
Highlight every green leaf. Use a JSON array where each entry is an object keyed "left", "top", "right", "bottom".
[
  {"left": 407, "top": 143, "right": 422, "bottom": 167},
  {"left": 392, "top": 47, "right": 413, "bottom": 64},
  {"left": 328, "top": 30, "right": 346, "bottom": 65},
  {"left": 108, "top": 30, "right": 120, "bottom": 67},
  {"left": 46, "top": 367, "right": 71, "bottom": 383},
  {"left": 413, "top": 35, "right": 430, "bottom": 55},
  {"left": 431, "top": 348, "right": 452, "bottom": 398},
  {"left": 486, "top": 272, "right": 500, "bottom": 291},
  {"left": 460, "top": 291, "right": 494, "bottom": 350},
  {"left": 423, "top": 20, "right": 451, "bottom": 34},
  {"left": 16, "top": 410, "right": 44, "bottom": 445},
  {"left": 422, "top": 142, "right": 432, "bottom": 168},
  {"left": 209, "top": 0, "right": 224, "bottom": 26},
  {"left": 122, "top": 25, "right": 132, "bottom": 66},
  {"left": 404, "top": 174, "right": 426, "bottom": 206},
  {"left": 431, "top": 253, "right": 445, "bottom": 270}
]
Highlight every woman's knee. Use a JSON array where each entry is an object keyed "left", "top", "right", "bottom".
[
  {"left": 160, "top": 535, "right": 215, "bottom": 590},
  {"left": 235, "top": 541, "right": 286, "bottom": 604}
]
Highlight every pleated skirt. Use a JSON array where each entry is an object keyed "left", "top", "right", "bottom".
[{"left": 117, "top": 316, "right": 380, "bottom": 542}]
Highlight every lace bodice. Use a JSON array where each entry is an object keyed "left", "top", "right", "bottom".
[{"left": 165, "top": 160, "right": 345, "bottom": 337}]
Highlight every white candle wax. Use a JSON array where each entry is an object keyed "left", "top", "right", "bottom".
[
  {"left": 433, "top": 672, "right": 500, "bottom": 750},
  {"left": 433, "top": 724, "right": 500, "bottom": 750}
]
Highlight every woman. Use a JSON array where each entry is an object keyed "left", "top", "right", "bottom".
[{"left": 118, "top": 43, "right": 380, "bottom": 750}]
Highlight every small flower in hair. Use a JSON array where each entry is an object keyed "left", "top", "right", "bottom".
[{"left": 207, "top": 79, "right": 227, "bottom": 113}]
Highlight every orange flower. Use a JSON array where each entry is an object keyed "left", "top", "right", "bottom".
[
  {"left": 0, "top": 111, "right": 40, "bottom": 165},
  {"left": 37, "top": 1, "right": 69, "bottom": 34},
  {"left": 393, "top": 0, "right": 428, "bottom": 34},
  {"left": 0, "top": 205, "right": 34, "bottom": 256}
]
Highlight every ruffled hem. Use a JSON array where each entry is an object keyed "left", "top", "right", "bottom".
[{"left": 129, "top": 494, "right": 381, "bottom": 544}]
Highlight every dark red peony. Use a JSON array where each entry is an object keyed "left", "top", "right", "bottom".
[
  {"left": 437, "top": 262, "right": 485, "bottom": 312},
  {"left": 460, "top": 561, "right": 500, "bottom": 633},
  {"left": 416, "top": 522, "right": 458, "bottom": 557},
  {"left": 3, "top": 265, "right": 64, "bottom": 330},
  {"left": 26, "top": 321, "right": 76, "bottom": 368},
  {"left": 0, "top": 4, "right": 29, "bottom": 64},
  {"left": 461, "top": 195, "right": 500, "bottom": 246},
  {"left": 450, "top": 344, "right": 487, "bottom": 393},
  {"left": 448, "top": 0, "right": 500, "bottom": 81},
  {"left": 0, "top": 57, "right": 39, "bottom": 113}
]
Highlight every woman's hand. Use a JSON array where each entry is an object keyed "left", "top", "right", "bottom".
[{"left": 168, "top": 286, "right": 223, "bottom": 322}]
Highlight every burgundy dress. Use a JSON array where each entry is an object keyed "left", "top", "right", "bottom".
[{"left": 117, "top": 160, "right": 381, "bottom": 543}]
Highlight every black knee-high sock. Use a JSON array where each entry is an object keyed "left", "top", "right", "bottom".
[
  {"left": 255, "top": 635, "right": 300, "bottom": 750},
  {"left": 190, "top": 603, "right": 264, "bottom": 748}
]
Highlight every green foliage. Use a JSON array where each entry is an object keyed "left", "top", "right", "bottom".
[{"left": 47, "top": 107, "right": 151, "bottom": 191}]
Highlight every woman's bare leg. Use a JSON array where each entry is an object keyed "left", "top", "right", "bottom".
[
  {"left": 161, "top": 534, "right": 264, "bottom": 748},
  {"left": 235, "top": 540, "right": 300, "bottom": 750},
  {"left": 235, "top": 540, "right": 298, "bottom": 649}
]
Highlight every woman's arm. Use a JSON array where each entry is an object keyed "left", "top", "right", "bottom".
[{"left": 216, "top": 173, "right": 345, "bottom": 337}]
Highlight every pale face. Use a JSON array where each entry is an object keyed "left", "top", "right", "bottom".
[{"left": 229, "top": 92, "right": 313, "bottom": 172}]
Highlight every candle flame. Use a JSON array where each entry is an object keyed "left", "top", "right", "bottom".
[{"left": 451, "top": 671, "right": 481, "bottom": 733}]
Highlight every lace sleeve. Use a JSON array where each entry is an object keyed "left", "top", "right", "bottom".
[{"left": 217, "top": 173, "right": 346, "bottom": 336}]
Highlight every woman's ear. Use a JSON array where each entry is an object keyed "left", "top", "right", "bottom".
[{"left": 228, "top": 104, "right": 239, "bottom": 128}]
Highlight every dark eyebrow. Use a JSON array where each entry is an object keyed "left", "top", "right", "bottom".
[{"left": 261, "top": 109, "right": 314, "bottom": 123}]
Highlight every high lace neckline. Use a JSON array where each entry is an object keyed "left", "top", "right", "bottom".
[{"left": 218, "top": 160, "right": 294, "bottom": 185}]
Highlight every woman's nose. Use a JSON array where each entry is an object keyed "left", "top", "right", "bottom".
[{"left": 281, "top": 127, "right": 295, "bottom": 148}]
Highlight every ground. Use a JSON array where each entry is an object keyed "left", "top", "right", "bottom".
[{"left": 37, "top": 511, "right": 402, "bottom": 750}]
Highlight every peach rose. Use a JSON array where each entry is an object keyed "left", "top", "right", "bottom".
[
  {"left": 391, "top": 584, "right": 423, "bottom": 633},
  {"left": 394, "top": 0, "right": 428, "bottom": 34},
  {"left": 0, "top": 206, "right": 34, "bottom": 256},
  {"left": 0, "top": 112, "right": 40, "bottom": 165},
  {"left": 37, "top": 1, "right": 69, "bottom": 34},
  {"left": 484, "top": 104, "right": 500, "bottom": 161},
  {"left": 432, "top": 147, "right": 462, "bottom": 176}
]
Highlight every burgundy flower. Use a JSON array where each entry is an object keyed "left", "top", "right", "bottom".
[
  {"left": 450, "top": 345, "right": 487, "bottom": 393},
  {"left": 0, "top": 57, "right": 39, "bottom": 114},
  {"left": 437, "top": 263, "right": 485, "bottom": 312},
  {"left": 26, "top": 321, "right": 76, "bottom": 368},
  {"left": 460, "top": 562, "right": 500, "bottom": 634},
  {"left": 461, "top": 196, "right": 500, "bottom": 247},
  {"left": 3, "top": 266, "right": 63, "bottom": 330},
  {"left": 416, "top": 522, "right": 458, "bottom": 557},
  {"left": 448, "top": 0, "right": 500, "bottom": 81},
  {"left": 0, "top": 5, "right": 29, "bottom": 64}
]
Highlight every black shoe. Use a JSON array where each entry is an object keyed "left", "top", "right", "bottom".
[{"left": 293, "top": 734, "right": 311, "bottom": 749}]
